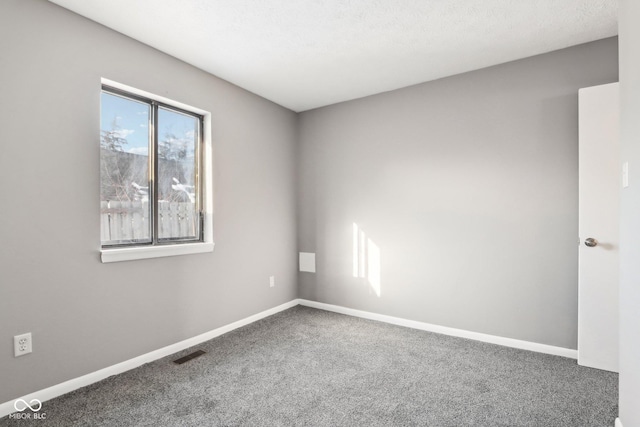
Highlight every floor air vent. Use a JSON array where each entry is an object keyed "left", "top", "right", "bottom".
[{"left": 173, "top": 350, "right": 206, "bottom": 364}]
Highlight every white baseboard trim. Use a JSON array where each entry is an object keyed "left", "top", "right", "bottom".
[
  {"left": 0, "top": 299, "right": 299, "bottom": 418},
  {"left": 615, "top": 417, "right": 623, "bottom": 427},
  {"left": 298, "top": 299, "right": 578, "bottom": 359}
]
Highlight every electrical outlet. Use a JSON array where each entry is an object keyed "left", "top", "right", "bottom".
[
  {"left": 14, "top": 333, "right": 32, "bottom": 357},
  {"left": 269, "top": 276, "right": 275, "bottom": 288}
]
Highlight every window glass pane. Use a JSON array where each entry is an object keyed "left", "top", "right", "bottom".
[
  {"left": 100, "top": 92, "right": 151, "bottom": 245},
  {"left": 157, "top": 107, "right": 200, "bottom": 241}
]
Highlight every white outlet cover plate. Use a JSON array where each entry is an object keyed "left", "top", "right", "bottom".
[{"left": 14, "top": 333, "right": 32, "bottom": 357}]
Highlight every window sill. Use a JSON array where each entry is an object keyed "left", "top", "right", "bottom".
[{"left": 101, "top": 242, "right": 214, "bottom": 263}]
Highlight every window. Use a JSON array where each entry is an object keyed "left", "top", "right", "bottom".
[{"left": 99, "top": 79, "right": 213, "bottom": 262}]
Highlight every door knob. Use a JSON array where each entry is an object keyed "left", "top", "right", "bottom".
[{"left": 585, "top": 238, "right": 598, "bottom": 247}]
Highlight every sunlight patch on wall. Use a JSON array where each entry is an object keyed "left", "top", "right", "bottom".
[
  {"left": 352, "top": 223, "right": 381, "bottom": 297},
  {"left": 367, "top": 238, "right": 381, "bottom": 296}
]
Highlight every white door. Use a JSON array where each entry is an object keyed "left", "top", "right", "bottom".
[{"left": 578, "top": 82, "right": 619, "bottom": 372}]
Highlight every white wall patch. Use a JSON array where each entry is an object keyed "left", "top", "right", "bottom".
[{"left": 299, "top": 252, "right": 316, "bottom": 273}]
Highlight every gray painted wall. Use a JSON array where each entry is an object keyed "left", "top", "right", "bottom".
[
  {"left": 0, "top": 0, "right": 297, "bottom": 403},
  {"left": 618, "top": 1, "right": 640, "bottom": 425},
  {"left": 297, "top": 38, "right": 618, "bottom": 350}
]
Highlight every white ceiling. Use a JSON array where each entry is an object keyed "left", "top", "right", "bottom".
[{"left": 48, "top": 0, "right": 618, "bottom": 112}]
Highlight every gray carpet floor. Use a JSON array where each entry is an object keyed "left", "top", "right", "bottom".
[{"left": 1, "top": 306, "right": 618, "bottom": 426}]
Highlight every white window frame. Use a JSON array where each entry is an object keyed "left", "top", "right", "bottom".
[{"left": 100, "top": 78, "right": 214, "bottom": 263}]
